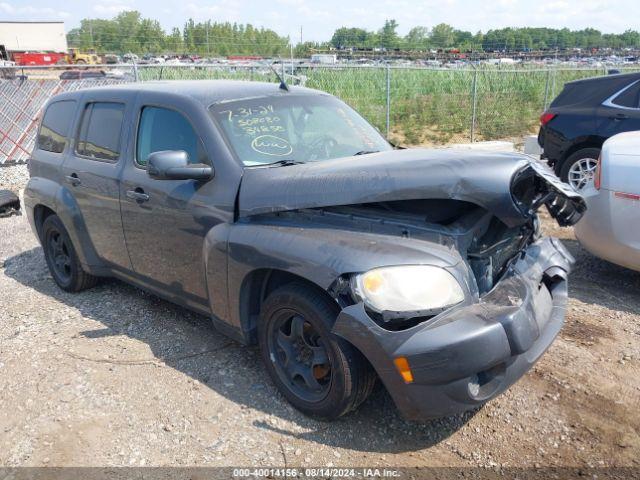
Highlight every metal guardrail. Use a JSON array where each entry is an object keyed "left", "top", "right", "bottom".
[{"left": 1, "top": 63, "right": 639, "bottom": 164}]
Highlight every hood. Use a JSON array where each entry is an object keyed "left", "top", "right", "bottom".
[{"left": 238, "top": 149, "right": 585, "bottom": 228}]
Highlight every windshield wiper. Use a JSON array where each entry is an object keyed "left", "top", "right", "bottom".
[
  {"left": 353, "top": 150, "right": 380, "bottom": 156},
  {"left": 258, "top": 159, "right": 304, "bottom": 167}
]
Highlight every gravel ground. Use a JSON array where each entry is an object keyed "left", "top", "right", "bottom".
[{"left": 1, "top": 164, "right": 639, "bottom": 468}]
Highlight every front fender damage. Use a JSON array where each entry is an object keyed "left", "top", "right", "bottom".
[{"left": 331, "top": 237, "right": 574, "bottom": 420}]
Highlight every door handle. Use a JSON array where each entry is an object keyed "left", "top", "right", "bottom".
[
  {"left": 609, "top": 113, "right": 628, "bottom": 120},
  {"left": 126, "top": 189, "right": 150, "bottom": 202},
  {"left": 65, "top": 174, "right": 81, "bottom": 186}
]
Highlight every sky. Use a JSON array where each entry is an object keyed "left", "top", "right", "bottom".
[{"left": 1, "top": 0, "right": 638, "bottom": 41}]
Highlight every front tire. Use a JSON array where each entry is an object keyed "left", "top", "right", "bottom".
[
  {"left": 41, "top": 215, "right": 98, "bottom": 292},
  {"left": 559, "top": 147, "right": 600, "bottom": 191},
  {"left": 258, "top": 283, "right": 376, "bottom": 420}
]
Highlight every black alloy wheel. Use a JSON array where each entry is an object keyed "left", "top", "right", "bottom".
[
  {"left": 46, "top": 228, "right": 72, "bottom": 284},
  {"left": 258, "top": 283, "right": 377, "bottom": 420},
  {"left": 268, "top": 310, "right": 332, "bottom": 403},
  {"left": 41, "top": 214, "right": 99, "bottom": 292}
]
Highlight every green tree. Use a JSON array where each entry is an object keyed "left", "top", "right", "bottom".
[
  {"left": 330, "top": 27, "right": 371, "bottom": 48},
  {"left": 166, "top": 27, "right": 184, "bottom": 54},
  {"left": 620, "top": 29, "right": 640, "bottom": 48},
  {"left": 430, "top": 23, "right": 455, "bottom": 49},
  {"left": 405, "top": 26, "right": 429, "bottom": 50},
  {"left": 378, "top": 19, "right": 399, "bottom": 49}
]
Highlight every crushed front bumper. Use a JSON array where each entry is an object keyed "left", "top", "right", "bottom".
[{"left": 332, "top": 237, "right": 574, "bottom": 421}]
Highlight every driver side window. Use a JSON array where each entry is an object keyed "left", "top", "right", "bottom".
[{"left": 136, "top": 106, "right": 208, "bottom": 166}]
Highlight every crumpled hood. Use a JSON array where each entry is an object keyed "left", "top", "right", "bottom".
[{"left": 238, "top": 148, "right": 585, "bottom": 227}]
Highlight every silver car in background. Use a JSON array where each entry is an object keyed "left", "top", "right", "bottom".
[{"left": 575, "top": 131, "right": 640, "bottom": 271}]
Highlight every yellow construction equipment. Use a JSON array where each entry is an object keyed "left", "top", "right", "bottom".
[{"left": 66, "top": 48, "right": 101, "bottom": 65}]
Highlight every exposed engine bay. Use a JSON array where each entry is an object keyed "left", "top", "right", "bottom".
[{"left": 246, "top": 161, "right": 584, "bottom": 330}]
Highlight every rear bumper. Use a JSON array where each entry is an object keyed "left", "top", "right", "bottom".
[
  {"left": 538, "top": 125, "right": 568, "bottom": 168},
  {"left": 333, "top": 237, "right": 574, "bottom": 420}
]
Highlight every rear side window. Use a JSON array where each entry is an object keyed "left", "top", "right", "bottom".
[
  {"left": 550, "top": 82, "right": 605, "bottom": 108},
  {"left": 136, "top": 106, "right": 207, "bottom": 166},
  {"left": 76, "top": 102, "right": 125, "bottom": 161},
  {"left": 611, "top": 81, "right": 640, "bottom": 108},
  {"left": 38, "top": 100, "right": 76, "bottom": 153}
]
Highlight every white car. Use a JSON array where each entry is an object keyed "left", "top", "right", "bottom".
[{"left": 574, "top": 131, "right": 640, "bottom": 271}]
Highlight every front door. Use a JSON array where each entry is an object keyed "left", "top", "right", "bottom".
[{"left": 119, "top": 100, "right": 219, "bottom": 311}]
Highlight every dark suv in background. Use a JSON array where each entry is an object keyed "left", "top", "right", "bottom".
[{"left": 538, "top": 72, "right": 640, "bottom": 191}]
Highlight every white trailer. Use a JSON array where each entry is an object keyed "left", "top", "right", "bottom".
[{"left": 0, "top": 21, "right": 67, "bottom": 53}]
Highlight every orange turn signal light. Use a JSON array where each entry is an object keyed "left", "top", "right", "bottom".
[{"left": 393, "top": 356, "right": 414, "bottom": 384}]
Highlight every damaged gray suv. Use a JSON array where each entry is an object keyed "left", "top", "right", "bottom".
[{"left": 25, "top": 80, "right": 585, "bottom": 421}]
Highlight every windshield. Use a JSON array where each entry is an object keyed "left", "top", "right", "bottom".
[{"left": 209, "top": 94, "right": 391, "bottom": 166}]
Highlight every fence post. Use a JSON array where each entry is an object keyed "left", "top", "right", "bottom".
[
  {"left": 385, "top": 64, "right": 391, "bottom": 139},
  {"left": 470, "top": 68, "right": 478, "bottom": 143},
  {"left": 543, "top": 69, "right": 551, "bottom": 111},
  {"left": 133, "top": 62, "right": 139, "bottom": 82},
  {"left": 290, "top": 43, "right": 294, "bottom": 76}
]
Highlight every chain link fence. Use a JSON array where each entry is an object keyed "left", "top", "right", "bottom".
[{"left": 1, "top": 63, "right": 639, "bottom": 164}]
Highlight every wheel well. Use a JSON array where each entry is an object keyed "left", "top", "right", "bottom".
[
  {"left": 33, "top": 204, "right": 56, "bottom": 240},
  {"left": 240, "top": 269, "right": 335, "bottom": 344},
  {"left": 556, "top": 138, "right": 603, "bottom": 174}
]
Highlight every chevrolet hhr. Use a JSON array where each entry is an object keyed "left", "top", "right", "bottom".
[{"left": 25, "top": 81, "right": 585, "bottom": 420}]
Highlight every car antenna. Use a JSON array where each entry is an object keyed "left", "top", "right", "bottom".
[{"left": 270, "top": 62, "right": 289, "bottom": 92}]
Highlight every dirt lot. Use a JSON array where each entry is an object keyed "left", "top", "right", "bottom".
[{"left": 1, "top": 165, "right": 639, "bottom": 469}]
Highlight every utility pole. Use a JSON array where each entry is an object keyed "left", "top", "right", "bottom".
[{"left": 300, "top": 26, "right": 303, "bottom": 45}]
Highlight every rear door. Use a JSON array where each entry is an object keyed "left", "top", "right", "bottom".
[
  {"left": 596, "top": 79, "right": 640, "bottom": 138},
  {"left": 60, "top": 92, "right": 133, "bottom": 270}
]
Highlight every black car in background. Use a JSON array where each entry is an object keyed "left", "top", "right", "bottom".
[
  {"left": 538, "top": 72, "right": 640, "bottom": 191},
  {"left": 59, "top": 69, "right": 107, "bottom": 80}
]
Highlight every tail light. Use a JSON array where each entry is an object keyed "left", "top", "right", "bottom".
[
  {"left": 540, "top": 112, "right": 556, "bottom": 126},
  {"left": 594, "top": 153, "right": 602, "bottom": 190}
]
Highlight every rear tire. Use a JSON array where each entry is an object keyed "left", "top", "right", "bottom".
[
  {"left": 258, "top": 283, "right": 376, "bottom": 420},
  {"left": 41, "top": 215, "right": 98, "bottom": 292},
  {"left": 559, "top": 147, "right": 600, "bottom": 191}
]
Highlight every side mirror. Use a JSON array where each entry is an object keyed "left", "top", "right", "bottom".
[{"left": 147, "top": 150, "right": 213, "bottom": 181}]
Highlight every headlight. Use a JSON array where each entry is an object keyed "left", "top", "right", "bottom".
[{"left": 352, "top": 265, "right": 465, "bottom": 313}]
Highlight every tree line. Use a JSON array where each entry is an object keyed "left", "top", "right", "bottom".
[
  {"left": 66, "top": 11, "right": 640, "bottom": 56},
  {"left": 329, "top": 21, "right": 640, "bottom": 52},
  {"left": 66, "top": 11, "right": 290, "bottom": 56}
]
